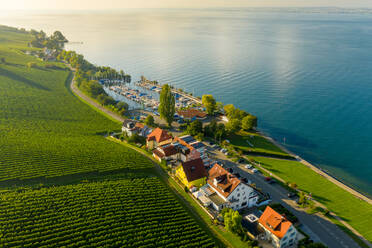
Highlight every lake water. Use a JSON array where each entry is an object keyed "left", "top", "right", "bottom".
[{"left": 1, "top": 9, "right": 371, "bottom": 196}]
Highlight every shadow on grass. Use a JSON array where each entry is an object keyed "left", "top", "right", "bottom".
[{"left": 0, "top": 67, "right": 50, "bottom": 91}]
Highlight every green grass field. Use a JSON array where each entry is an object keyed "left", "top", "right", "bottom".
[
  {"left": 0, "top": 177, "right": 214, "bottom": 248},
  {"left": 251, "top": 156, "right": 372, "bottom": 242},
  {"left": 229, "top": 130, "right": 290, "bottom": 157}
]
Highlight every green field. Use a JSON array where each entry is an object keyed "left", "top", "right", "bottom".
[
  {"left": 0, "top": 26, "right": 153, "bottom": 182},
  {"left": 0, "top": 25, "right": 220, "bottom": 247},
  {"left": 230, "top": 130, "right": 290, "bottom": 158},
  {"left": 0, "top": 177, "right": 214, "bottom": 248},
  {"left": 252, "top": 156, "right": 372, "bottom": 242}
]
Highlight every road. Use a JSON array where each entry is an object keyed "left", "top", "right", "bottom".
[
  {"left": 208, "top": 148, "right": 360, "bottom": 248},
  {"left": 70, "top": 69, "right": 361, "bottom": 248},
  {"left": 69, "top": 67, "right": 125, "bottom": 123}
]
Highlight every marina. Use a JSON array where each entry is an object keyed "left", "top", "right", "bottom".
[{"left": 104, "top": 79, "right": 204, "bottom": 111}]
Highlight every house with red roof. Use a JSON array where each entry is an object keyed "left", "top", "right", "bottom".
[
  {"left": 258, "top": 206, "right": 298, "bottom": 248},
  {"left": 177, "top": 108, "right": 207, "bottom": 121},
  {"left": 146, "top": 128, "right": 173, "bottom": 150},
  {"left": 175, "top": 157, "right": 207, "bottom": 189},
  {"left": 207, "top": 163, "right": 258, "bottom": 211}
]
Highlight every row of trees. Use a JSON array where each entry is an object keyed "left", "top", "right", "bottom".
[{"left": 39, "top": 31, "right": 131, "bottom": 117}]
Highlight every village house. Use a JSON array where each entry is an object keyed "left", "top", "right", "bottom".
[
  {"left": 258, "top": 206, "right": 298, "bottom": 248},
  {"left": 174, "top": 135, "right": 210, "bottom": 166},
  {"left": 206, "top": 163, "right": 259, "bottom": 211},
  {"left": 122, "top": 119, "right": 152, "bottom": 137},
  {"left": 146, "top": 127, "right": 173, "bottom": 150},
  {"left": 152, "top": 144, "right": 179, "bottom": 162},
  {"left": 177, "top": 108, "right": 208, "bottom": 121},
  {"left": 175, "top": 157, "right": 207, "bottom": 189}
]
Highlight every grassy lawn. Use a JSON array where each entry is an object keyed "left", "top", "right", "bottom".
[
  {"left": 229, "top": 130, "right": 291, "bottom": 158},
  {"left": 251, "top": 156, "right": 372, "bottom": 243}
]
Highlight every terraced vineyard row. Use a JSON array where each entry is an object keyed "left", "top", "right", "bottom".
[
  {"left": 0, "top": 177, "right": 215, "bottom": 248},
  {"left": 0, "top": 30, "right": 153, "bottom": 182}
]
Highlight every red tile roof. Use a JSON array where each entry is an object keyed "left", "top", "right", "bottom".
[
  {"left": 147, "top": 128, "right": 172, "bottom": 143},
  {"left": 177, "top": 109, "right": 207, "bottom": 119},
  {"left": 181, "top": 158, "right": 207, "bottom": 182},
  {"left": 258, "top": 206, "right": 293, "bottom": 239},
  {"left": 207, "top": 163, "right": 241, "bottom": 198}
]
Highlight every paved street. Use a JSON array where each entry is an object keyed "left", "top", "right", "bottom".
[{"left": 208, "top": 147, "right": 360, "bottom": 248}]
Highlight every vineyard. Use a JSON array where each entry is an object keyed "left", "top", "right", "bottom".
[
  {"left": 0, "top": 177, "right": 215, "bottom": 248},
  {"left": 0, "top": 26, "right": 153, "bottom": 183},
  {"left": 0, "top": 26, "right": 219, "bottom": 248}
]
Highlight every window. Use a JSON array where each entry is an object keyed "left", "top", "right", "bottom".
[
  {"left": 290, "top": 232, "right": 295, "bottom": 237},
  {"left": 243, "top": 196, "right": 246, "bottom": 200},
  {"left": 237, "top": 193, "right": 240, "bottom": 197},
  {"left": 289, "top": 239, "right": 294, "bottom": 244},
  {"left": 241, "top": 201, "right": 247, "bottom": 207},
  {"left": 282, "top": 237, "right": 287, "bottom": 242}
]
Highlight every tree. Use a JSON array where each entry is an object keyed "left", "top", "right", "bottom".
[
  {"left": 51, "top": 31, "right": 68, "bottom": 42},
  {"left": 298, "top": 191, "right": 306, "bottom": 205},
  {"left": 226, "top": 119, "right": 241, "bottom": 133},
  {"left": 202, "top": 94, "right": 217, "bottom": 115},
  {"left": 223, "top": 208, "right": 243, "bottom": 234},
  {"left": 241, "top": 115, "right": 258, "bottom": 130},
  {"left": 216, "top": 123, "right": 226, "bottom": 143},
  {"left": 144, "top": 115, "right": 155, "bottom": 127},
  {"left": 186, "top": 120, "right": 203, "bottom": 136},
  {"left": 204, "top": 119, "right": 217, "bottom": 138},
  {"left": 216, "top": 101, "right": 224, "bottom": 113},
  {"left": 116, "top": 101, "right": 128, "bottom": 111},
  {"left": 223, "top": 104, "right": 235, "bottom": 117},
  {"left": 159, "top": 84, "right": 175, "bottom": 127}
]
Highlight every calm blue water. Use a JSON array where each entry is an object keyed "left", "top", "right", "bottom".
[{"left": 1, "top": 9, "right": 372, "bottom": 196}]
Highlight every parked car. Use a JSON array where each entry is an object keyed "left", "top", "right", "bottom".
[
  {"left": 288, "top": 192, "right": 297, "bottom": 198},
  {"left": 264, "top": 177, "right": 272, "bottom": 182},
  {"left": 245, "top": 164, "right": 253, "bottom": 169},
  {"left": 238, "top": 158, "right": 245, "bottom": 164},
  {"left": 268, "top": 179, "right": 276, "bottom": 184},
  {"left": 252, "top": 168, "right": 259, "bottom": 173}
]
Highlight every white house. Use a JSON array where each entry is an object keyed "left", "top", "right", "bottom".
[
  {"left": 207, "top": 163, "right": 259, "bottom": 211},
  {"left": 152, "top": 144, "right": 179, "bottom": 162},
  {"left": 122, "top": 119, "right": 151, "bottom": 137},
  {"left": 258, "top": 206, "right": 298, "bottom": 248}
]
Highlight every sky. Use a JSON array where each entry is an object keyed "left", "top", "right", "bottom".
[{"left": 1, "top": 0, "right": 372, "bottom": 10}]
